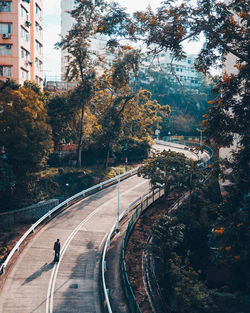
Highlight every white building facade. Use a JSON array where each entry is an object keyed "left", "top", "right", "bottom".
[{"left": 141, "top": 51, "right": 202, "bottom": 92}]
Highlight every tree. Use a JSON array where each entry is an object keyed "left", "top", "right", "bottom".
[
  {"left": 134, "top": 69, "right": 215, "bottom": 136},
  {"left": 0, "top": 148, "right": 15, "bottom": 209},
  {"left": 46, "top": 91, "right": 79, "bottom": 145},
  {"left": 0, "top": 83, "right": 53, "bottom": 208},
  {"left": 138, "top": 150, "right": 202, "bottom": 197},
  {"left": 23, "top": 80, "right": 42, "bottom": 96},
  {"left": 89, "top": 50, "right": 170, "bottom": 167},
  {"left": 56, "top": 0, "right": 107, "bottom": 167}
]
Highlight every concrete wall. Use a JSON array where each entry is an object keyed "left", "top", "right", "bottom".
[{"left": 0, "top": 199, "right": 59, "bottom": 227}]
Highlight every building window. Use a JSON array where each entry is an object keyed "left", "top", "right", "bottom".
[
  {"left": 20, "top": 27, "right": 29, "bottom": 42},
  {"left": 0, "top": 44, "right": 11, "bottom": 55},
  {"left": 20, "top": 5, "right": 29, "bottom": 20},
  {"left": 21, "top": 47, "right": 30, "bottom": 60},
  {"left": 0, "top": 1, "right": 11, "bottom": 12},
  {"left": 21, "top": 68, "right": 29, "bottom": 80},
  {"left": 35, "top": 40, "right": 42, "bottom": 54},
  {"left": 0, "top": 65, "right": 12, "bottom": 76},
  {"left": 0, "top": 23, "right": 11, "bottom": 34},
  {"left": 35, "top": 3, "right": 42, "bottom": 18},
  {"left": 35, "top": 58, "right": 42, "bottom": 70}
]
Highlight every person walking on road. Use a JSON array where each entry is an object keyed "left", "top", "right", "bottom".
[{"left": 53, "top": 238, "right": 61, "bottom": 262}]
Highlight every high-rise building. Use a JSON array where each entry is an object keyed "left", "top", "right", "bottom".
[
  {"left": 140, "top": 51, "right": 203, "bottom": 92},
  {"left": 0, "top": 0, "right": 43, "bottom": 86}
]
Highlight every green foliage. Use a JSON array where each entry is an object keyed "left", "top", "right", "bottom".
[
  {"left": 23, "top": 80, "right": 42, "bottom": 96},
  {"left": 138, "top": 150, "right": 202, "bottom": 196},
  {"left": 46, "top": 91, "right": 79, "bottom": 144},
  {"left": 0, "top": 83, "right": 54, "bottom": 209},
  {"left": 88, "top": 52, "right": 169, "bottom": 167},
  {"left": 0, "top": 85, "right": 53, "bottom": 177},
  {"left": 148, "top": 190, "right": 237, "bottom": 313},
  {"left": 0, "top": 152, "right": 16, "bottom": 209},
  {"left": 134, "top": 69, "right": 215, "bottom": 136}
]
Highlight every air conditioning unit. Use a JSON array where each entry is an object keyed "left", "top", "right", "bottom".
[{"left": 2, "top": 33, "right": 11, "bottom": 39}]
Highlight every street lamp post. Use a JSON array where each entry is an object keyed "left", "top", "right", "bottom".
[
  {"left": 124, "top": 144, "right": 128, "bottom": 171},
  {"left": 197, "top": 128, "right": 203, "bottom": 160},
  {"left": 155, "top": 129, "right": 160, "bottom": 140},
  {"left": 168, "top": 131, "right": 171, "bottom": 143},
  {"left": 112, "top": 167, "right": 120, "bottom": 233}
]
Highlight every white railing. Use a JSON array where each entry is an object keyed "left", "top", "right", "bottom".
[
  {"left": 0, "top": 167, "right": 139, "bottom": 275},
  {"left": 101, "top": 189, "right": 157, "bottom": 313}
]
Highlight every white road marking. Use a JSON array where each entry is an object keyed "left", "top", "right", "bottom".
[{"left": 46, "top": 179, "right": 148, "bottom": 313}]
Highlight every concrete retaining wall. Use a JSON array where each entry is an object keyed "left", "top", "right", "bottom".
[{"left": 0, "top": 199, "right": 60, "bottom": 227}]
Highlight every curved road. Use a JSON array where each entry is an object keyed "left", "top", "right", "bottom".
[{"left": 0, "top": 143, "right": 198, "bottom": 313}]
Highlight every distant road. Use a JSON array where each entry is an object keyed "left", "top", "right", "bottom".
[{"left": 0, "top": 142, "right": 198, "bottom": 313}]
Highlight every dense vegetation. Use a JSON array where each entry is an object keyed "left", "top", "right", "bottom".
[{"left": 135, "top": 69, "right": 215, "bottom": 136}]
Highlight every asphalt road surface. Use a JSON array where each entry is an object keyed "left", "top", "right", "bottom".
[{"left": 0, "top": 143, "right": 198, "bottom": 313}]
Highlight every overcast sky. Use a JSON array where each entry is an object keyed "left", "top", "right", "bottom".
[{"left": 43, "top": 0, "right": 203, "bottom": 79}]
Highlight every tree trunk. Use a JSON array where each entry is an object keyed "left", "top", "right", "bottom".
[
  {"left": 105, "top": 147, "right": 110, "bottom": 169},
  {"left": 77, "top": 98, "right": 85, "bottom": 167}
]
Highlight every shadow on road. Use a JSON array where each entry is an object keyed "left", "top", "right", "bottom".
[{"left": 22, "top": 262, "right": 54, "bottom": 285}]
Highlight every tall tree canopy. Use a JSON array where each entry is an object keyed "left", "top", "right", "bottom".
[
  {"left": 89, "top": 50, "right": 170, "bottom": 167},
  {"left": 0, "top": 83, "right": 53, "bottom": 177},
  {"left": 0, "top": 81, "right": 54, "bottom": 208},
  {"left": 56, "top": 0, "right": 108, "bottom": 167},
  {"left": 98, "top": 0, "right": 249, "bottom": 196}
]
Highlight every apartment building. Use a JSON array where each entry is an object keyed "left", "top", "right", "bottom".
[
  {"left": 0, "top": 0, "right": 43, "bottom": 86},
  {"left": 141, "top": 51, "right": 202, "bottom": 92}
]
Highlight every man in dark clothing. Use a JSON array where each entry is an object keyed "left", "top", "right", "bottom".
[{"left": 53, "top": 238, "right": 60, "bottom": 262}]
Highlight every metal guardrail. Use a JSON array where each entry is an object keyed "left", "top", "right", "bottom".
[
  {"left": 0, "top": 167, "right": 139, "bottom": 275},
  {"left": 121, "top": 188, "right": 164, "bottom": 313},
  {"left": 102, "top": 187, "right": 164, "bottom": 313}
]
